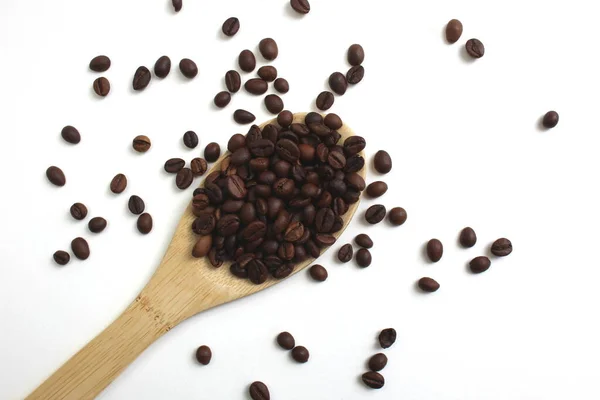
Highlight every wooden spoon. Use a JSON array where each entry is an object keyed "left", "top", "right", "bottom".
[{"left": 27, "top": 113, "right": 366, "bottom": 400}]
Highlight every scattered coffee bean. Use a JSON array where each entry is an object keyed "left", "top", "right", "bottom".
[
  {"left": 356, "top": 248, "right": 372, "bottom": 267},
  {"left": 176, "top": 168, "right": 194, "bottom": 189},
  {"left": 164, "top": 158, "right": 185, "bottom": 173},
  {"left": 88, "top": 217, "right": 107, "bottom": 233},
  {"left": 222, "top": 17, "right": 240, "bottom": 37},
  {"left": 89, "top": 55, "right": 111, "bottom": 72},
  {"left": 249, "top": 381, "right": 270, "bottom": 400},
  {"left": 373, "top": 150, "right": 392, "bottom": 174},
  {"left": 259, "top": 38, "right": 278, "bottom": 61},
  {"left": 418, "top": 277, "right": 440, "bottom": 292},
  {"left": 71, "top": 237, "right": 90, "bottom": 260},
  {"left": 225, "top": 70, "right": 241, "bottom": 93},
  {"left": 132, "top": 66, "right": 151, "bottom": 91},
  {"left": 346, "top": 65, "right": 364, "bottom": 84},
  {"left": 154, "top": 55, "right": 171, "bottom": 78},
  {"left": 264, "top": 94, "right": 284, "bottom": 114},
  {"left": 465, "top": 38, "right": 485, "bottom": 58},
  {"left": 195, "top": 345, "right": 212, "bottom": 365},
  {"left": 277, "top": 332, "right": 295, "bottom": 350},
  {"left": 426, "top": 239, "right": 443, "bottom": 262},
  {"left": 238, "top": 50, "right": 256, "bottom": 72},
  {"left": 365, "top": 204, "right": 386, "bottom": 224},
  {"left": 354, "top": 234, "right": 373, "bottom": 249},
  {"left": 388, "top": 207, "right": 407, "bottom": 226},
  {"left": 378, "top": 328, "right": 396, "bottom": 348},
  {"left": 469, "top": 256, "right": 491, "bottom": 273},
  {"left": 190, "top": 158, "right": 208, "bottom": 176},
  {"left": 491, "top": 238, "right": 512, "bottom": 257},
  {"left": 233, "top": 109, "right": 256, "bottom": 124},
  {"left": 274, "top": 78, "right": 289, "bottom": 94},
  {"left": 53, "top": 250, "right": 70, "bottom": 266},
  {"left": 459, "top": 227, "right": 477, "bottom": 248},
  {"left": 309, "top": 264, "right": 328, "bottom": 281},
  {"left": 204, "top": 143, "right": 221, "bottom": 162},
  {"left": 257, "top": 66, "right": 277, "bottom": 82},
  {"left": 183, "top": 130, "right": 199, "bottom": 149},
  {"left": 179, "top": 58, "right": 198, "bottom": 78},
  {"left": 362, "top": 371, "right": 385, "bottom": 389},
  {"left": 110, "top": 173, "right": 127, "bottom": 194},
  {"left": 291, "top": 346, "right": 309, "bottom": 363},
  {"left": 366, "top": 181, "right": 387, "bottom": 198},
  {"left": 132, "top": 135, "right": 151, "bottom": 152},
  {"left": 542, "top": 111, "right": 559, "bottom": 128},
  {"left": 128, "top": 195, "right": 145, "bottom": 215},
  {"left": 213, "top": 91, "right": 231, "bottom": 108},
  {"left": 347, "top": 44, "right": 365, "bottom": 66},
  {"left": 172, "top": 0, "right": 182, "bottom": 12},
  {"left": 46, "top": 166, "right": 66, "bottom": 187},
  {"left": 290, "top": 0, "right": 310, "bottom": 14},
  {"left": 93, "top": 77, "right": 110, "bottom": 97},
  {"left": 137, "top": 213, "right": 153, "bottom": 234},
  {"left": 70, "top": 203, "right": 88, "bottom": 220},
  {"left": 245, "top": 78, "right": 268, "bottom": 95},
  {"left": 445, "top": 19, "right": 463, "bottom": 44},
  {"left": 316, "top": 91, "right": 334, "bottom": 111},
  {"left": 338, "top": 243, "right": 353, "bottom": 263},
  {"left": 368, "top": 353, "right": 388, "bottom": 372},
  {"left": 329, "top": 72, "right": 348, "bottom": 95},
  {"left": 61, "top": 125, "right": 81, "bottom": 145}
]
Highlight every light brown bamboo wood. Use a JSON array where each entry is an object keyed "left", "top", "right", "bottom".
[{"left": 26, "top": 113, "right": 366, "bottom": 400}]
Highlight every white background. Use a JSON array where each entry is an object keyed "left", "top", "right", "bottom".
[{"left": 1, "top": 0, "right": 600, "bottom": 398}]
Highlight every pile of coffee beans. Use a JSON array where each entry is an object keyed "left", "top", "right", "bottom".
[
  {"left": 360, "top": 328, "right": 397, "bottom": 389},
  {"left": 316, "top": 44, "right": 365, "bottom": 111},
  {"left": 276, "top": 331, "right": 310, "bottom": 363}
]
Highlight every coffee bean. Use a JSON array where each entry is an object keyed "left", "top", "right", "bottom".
[
  {"left": 264, "top": 94, "right": 284, "bottom": 114},
  {"left": 164, "top": 158, "right": 185, "bottom": 173},
  {"left": 356, "top": 248, "right": 372, "bottom": 267},
  {"left": 46, "top": 166, "right": 66, "bottom": 187},
  {"left": 277, "top": 110, "right": 293, "bottom": 128},
  {"left": 365, "top": 205, "right": 386, "bottom": 224},
  {"left": 328, "top": 151, "right": 346, "bottom": 170},
  {"left": 309, "top": 264, "right": 328, "bottom": 281},
  {"left": 154, "top": 55, "right": 171, "bottom": 78},
  {"left": 368, "top": 353, "right": 388, "bottom": 372},
  {"left": 329, "top": 72, "right": 348, "bottom": 95},
  {"left": 110, "top": 173, "right": 127, "bottom": 194},
  {"left": 172, "top": 0, "right": 182, "bottom": 12},
  {"left": 290, "top": 0, "right": 310, "bottom": 14},
  {"left": 88, "top": 217, "right": 107, "bottom": 233},
  {"left": 274, "top": 78, "right": 289, "bottom": 94},
  {"left": 179, "top": 58, "right": 198, "bottom": 78},
  {"left": 183, "top": 130, "right": 199, "bottom": 149},
  {"left": 362, "top": 371, "right": 384, "bottom": 389},
  {"left": 543, "top": 111, "right": 559, "bottom": 128},
  {"left": 128, "top": 195, "right": 145, "bottom": 215},
  {"left": 291, "top": 346, "right": 309, "bottom": 363},
  {"left": 70, "top": 203, "right": 88, "bottom": 220},
  {"left": 337, "top": 243, "right": 353, "bottom": 263},
  {"left": 192, "top": 235, "right": 213, "bottom": 258},
  {"left": 234, "top": 109, "right": 256, "bottom": 124},
  {"left": 195, "top": 345, "right": 212, "bottom": 365},
  {"left": 465, "top": 38, "right": 485, "bottom": 58},
  {"left": 245, "top": 78, "right": 268, "bottom": 95},
  {"left": 225, "top": 70, "right": 241, "bottom": 93},
  {"left": 132, "top": 66, "right": 151, "bottom": 91},
  {"left": 222, "top": 17, "right": 240, "bottom": 36},
  {"left": 445, "top": 19, "right": 463, "bottom": 44},
  {"left": 71, "top": 237, "right": 90, "bottom": 260},
  {"left": 426, "top": 239, "right": 443, "bottom": 262},
  {"left": 249, "top": 381, "right": 270, "bottom": 400},
  {"left": 176, "top": 168, "right": 193, "bottom": 189},
  {"left": 418, "top": 277, "right": 440, "bottom": 292},
  {"left": 238, "top": 50, "right": 256, "bottom": 72},
  {"left": 203, "top": 143, "right": 220, "bottom": 163},
  {"left": 491, "top": 238, "right": 512, "bottom": 257},
  {"left": 93, "top": 77, "right": 110, "bottom": 97},
  {"left": 388, "top": 207, "right": 407, "bottom": 226},
  {"left": 354, "top": 234, "right": 373, "bottom": 249},
  {"left": 257, "top": 66, "right": 278, "bottom": 82},
  {"left": 346, "top": 65, "right": 364, "bottom": 84},
  {"left": 132, "top": 135, "right": 151, "bottom": 152},
  {"left": 214, "top": 91, "right": 231, "bottom": 108},
  {"left": 366, "top": 181, "right": 387, "bottom": 198},
  {"left": 347, "top": 44, "right": 365, "bottom": 66},
  {"left": 324, "top": 113, "right": 343, "bottom": 130},
  {"left": 459, "top": 227, "right": 477, "bottom": 248},
  {"left": 344, "top": 136, "right": 366, "bottom": 156},
  {"left": 378, "top": 328, "right": 396, "bottom": 348},
  {"left": 316, "top": 91, "right": 334, "bottom": 111},
  {"left": 137, "top": 213, "right": 153, "bottom": 234},
  {"left": 469, "top": 256, "right": 491, "bottom": 273},
  {"left": 53, "top": 250, "right": 70, "bottom": 266},
  {"left": 374, "top": 150, "right": 392, "bottom": 174},
  {"left": 89, "top": 55, "right": 111, "bottom": 72},
  {"left": 248, "top": 259, "right": 268, "bottom": 284},
  {"left": 277, "top": 332, "right": 295, "bottom": 350},
  {"left": 61, "top": 125, "right": 81, "bottom": 144},
  {"left": 259, "top": 38, "right": 278, "bottom": 60}
]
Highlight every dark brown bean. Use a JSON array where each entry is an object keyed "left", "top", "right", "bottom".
[
  {"left": 71, "top": 237, "right": 90, "bottom": 260},
  {"left": 459, "top": 227, "right": 477, "bottom": 248},
  {"left": 465, "top": 38, "right": 485, "bottom": 58},
  {"left": 195, "top": 345, "right": 212, "bottom": 365},
  {"left": 88, "top": 217, "right": 107, "bottom": 233},
  {"left": 190, "top": 158, "right": 208, "bottom": 176},
  {"left": 110, "top": 173, "right": 127, "bottom": 194},
  {"left": 132, "top": 135, "right": 151, "bottom": 152},
  {"left": 543, "top": 111, "right": 559, "bottom": 129},
  {"left": 164, "top": 158, "right": 185, "bottom": 173},
  {"left": 179, "top": 58, "right": 198, "bottom": 78},
  {"left": 378, "top": 328, "right": 396, "bottom": 348},
  {"left": 222, "top": 17, "right": 240, "bottom": 37},
  {"left": 356, "top": 248, "right": 372, "bottom": 267},
  {"left": 469, "top": 256, "right": 491, "bottom": 273},
  {"left": 176, "top": 168, "right": 194, "bottom": 189},
  {"left": 309, "top": 264, "right": 328, "bottom": 281},
  {"left": 373, "top": 150, "right": 392, "bottom": 174},
  {"left": 324, "top": 113, "right": 343, "bottom": 130},
  {"left": 368, "top": 353, "right": 388, "bottom": 372},
  {"left": 446, "top": 19, "right": 463, "bottom": 43},
  {"left": 238, "top": 50, "right": 256, "bottom": 72},
  {"left": 316, "top": 91, "right": 334, "bottom": 111},
  {"left": 366, "top": 181, "right": 387, "bottom": 198},
  {"left": 257, "top": 66, "right": 277, "bottom": 82},
  {"left": 338, "top": 243, "right": 353, "bottom": 263},
  {"left": 491, "top": 238, "right": 512, "bottom": 256},
  {"left": 347, "top": 44, "right": 365, "bottom": 66},
  {"left": 291, "top": 346, "right": 309, "bottom": 363},
  {"left": 214, "top": 91, "right": 231, "bottom": 108},
  {"left": 418, "top": 277, "right": 440, "bottom": 292},
  {"left": 273, "top": 78, "right": 289, "bottom": 94},
  {"left": 264, "top": 94, "right": 284, "bottom": 114},
  {"left": 192, "top": 235, "right": 213, "bottom": 258},
  {"left": 259, "top": 38, "right": 278, "bottom": 60},
  {"left": 249, "top": 381, "right": 270, "bottom": 400},
  {"left": 328, "top": 72, "right": 348, "bottom": 95},
  {"left": 365, "top": 205, "right": 386, "bottom": 224},
  {"left": 388, "top": 207, "right": 407, "bottom": 226},
  {"left": 290, "top": 0, "right": 310, "bottom": 14},
  {"left": 154, "top": 55, "right": 171, "bottom": 78},
  {"left": 225, "top": 70, "right": 241, "bottom": 92},
  {"left": 183, "top": 130, "right": 199, "bottom": 149},
  {"left": 277, "top": 332, "right": 295, "bottom": 350},
  {"left": 354, "top": 234, "right": 373, "bottom": 249},
  {"left": 46, "top": 166, "right": 66, "bottom": 186},
  {"left": 204, "top": 143, "right": 221, "bottom": 162},
  {"left": 137, "top": 213, "right": 153, "bottom": 234},
  {"left": 61, "top": 126, "right": 81, "bottom": 144},
  {"left": 70, "top": 203, "right": 88, "bottom": 220},
  {"left": 362, "top": 371, "right": 384, "bottom": 389},
  {"left": 93, "top": 77, "right": 110, "bottom": 97},
  {"left": 346, "top": 65, "right": 364, "bottom": 84},
  {"left": 172, "top": 0, "right": 182, "bottom": 12},
  {"left": 234, "top": 109, "right": 256, "bottom": 124},
  {"left": 132, "top": 66, "right": 151, "bottom": 91},
  {"left": 53, "top": 250, "right": 70, "bottom": 266},
  {"left": 89, "top": 55, "right": 111, "bottom": 72},
  {"left": 426, "top": 239, "right": 443, "bottom": 262}
]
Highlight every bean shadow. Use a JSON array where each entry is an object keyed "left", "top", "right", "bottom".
[
  {"left": 459, "top": 45, "right": 476, "bottom": 64},
  {"left": 283, "top": 3, "right": 306, "bottom": 20}
]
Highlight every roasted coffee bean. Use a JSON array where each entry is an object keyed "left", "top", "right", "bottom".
[
  {"left": 374, "top": 150, "right": 392, "bottom": 174},
  {"left": 362, "top": 371, "right": 384, "bottom": 389},
  {"left": 230, "top": 263, "right": 248, "bottom": 278},
  {"left": 190, "top": 158, "right": 208, "bottom": 176},
  {"left": 179, "top": 58, "right": 198, "bottom": 78},
  {"left": 164, "top": 158, "right": 185, "bottom": 173},
  {"left": 225, "top": 175, "right": 246, "bottom": 200},
  {"left": 203, "top": 143, "right": 220, "bottom": 163},
  {"left": 345, "top": 154, "right": 365, "bottom": 173},
  {"left": 354, "top": 233, "right": 373, "bottom": 248},
  {"left": 338, "top": 243, "right": 353, "bottom": 263},
  {"left": 315, "top": 208, "right": 335, "bottom": 232},
  {"left": 231, "top": 148, "right": 251, "bottom": 166},
  {"left": 88, "top": 217, "right": 107, "bottom": 233},
  {"left": 356, "top": 248, "right": 372, "bottom": 267},
  {"left": 491, "top": 238, "right": 512, "bottom": 257},
  {"left": 257, "top": 66, "right": 277, "bottom": 82},
  {"left": 344, "top": 136, "right": 366, "bottom": 156},
  {"left": 365, "top": 205, "right": 386, "bottom": 224},
  {"left": 470, "top": 256, "right": 491, "bottom": 273},
  {"left": 234, "top": 109, "right": 256, "bottom": 124},
  {"left": 388, "top": 207, "right": 407, "bottom": 226},
  {"left": 154, "top": 55, "right": 171, "bottom": 78},
  {"left": 89, "top": 55, "right": 111, "bottom": 72},
  {"left": 276, "top": 139, "right": 300, "bottom": 163},
  {"left": 249, "top": 381, "right": 270, "bottom": 400},
  {"left": 316, "top": 91, "right": 334, "bottom": 111},
  {"left": 366, "top": 181, "right": 387, "bottom": 198},
  {"left": 132, "top": 135, "right": 151, "bottom": 152},
  {"left": 238, "top": 49, "right": 256, "bottom": 72},
  {"left": 110, "top": 173, "right": 127, "bottom": 194},
  {"left": 193, "top": 213, "right": 216, "bottom": 235},
  {"left": 465, "top": 38, "right": 485, "bottom": 58},
  {"left": 291, "top": 346, "right": 309, "bottom": 363},
  {"left": 214, "top": 91, "right": 231, "bottom": 108},
  {"left": 245, "top": 78, "right": 268, "bottom": 95},
  {"left": 290, "top": 0, "right": 310, "bottom": 14},
  {"left": 309, "top": 264, "right": 328, "bottom": 281},
  {"left": 345, "top": 172, "right": 365, "bottom": 191},
  {"left": 459, "top": 227, "right": 477, "bottom": 248},
  {"left": 379, "top": 328, "right": 396, "bottom": 348},
  {"left": 61, "top": 125, "right": 81, "bottom": 144},
  {"left": 277, "top": 332, "right": 295, "bottom": 350},
  {"left": 543, "top": 111, "right": 559, "bottom": 128},
  {"left": 277, "top": 110, "right": 293, "bottom": 128},
  {"left": 71, "top": 237, "right": 90, "bottom": 260},
  {"left": 418, "top": 277, "right": 440, "bottom": 292},
  {"left": 205, "top": 183, "right": 224, "bottom": 204},
  {"left": 137, "top": 213, "right": 153, "bottom": 234},
  {"left": 328, "top": 72, "right": 348, "bottom": 95},
  {"left": 368, "top": 353, "right": 388, "bottom": 372},
  {"left": 290, "top": 123, "right": 310, "bottom": 137},
  {"left": 274, "top": 78, "right": 289, "bottom": 93},
  {"left": 346, "top": 65, "right": 364, "bottom": 84},
  {"left": 284, "top": 221, "right": 304, "bottom": 242},
  {"left": 228, "top": 134, "right": 246, "bottom": 152},
  {"left": 192, "top": 235, "right": 213, "bottom": 258},
  {"left": 53, "top": 250, "right": 70, "bottom": 266},
  {"left": 69, "top": 203, "right": 88, "bottom": 220},
  {"left": 172, "top": 0, "right": 182, "bottom": 12},
  {"left": 426, "top": 239, "right": 443, "bottom": 262},
  {"left": 314, "top": 233, "right": 336, "bottom": 248},
  {"left": 195, "top": 345, "right": 212, "bottom": 365},
  {"left": 259, "top": 38, "right": 278, "bottom": 60},
  {"left": 225, "top": 70, "right": 241, "bottom": 93},
  {"left": 332, "top": 197, "right": 348, "bottom": 216},
  {"left": 328, "top": 151, "right": 346, "bottom": 170},
  {"left": 183, "top": 130, "right": 198, "bottom": 149},
  {"left": 264, "top": 94, "right": 284, "bottom": 114},
  {"left": 324, "top": 113, "right": 343, "bottom": 130},
  {"left": 208, "top": 248, "right": 223, "bottom": 267},
  {"left": 446, "top": 19, "right": 463, "bottom": 43},
  {"left": 347, "top": 44, "right": 365, "bottom": 66},
  {"left": 176, "top": 168, "right": 193, "bottom": 189},
  {"left": 128, "top": 195, "right": 145, "bottom": 215},
  {"left": 222, "top": 17, "right": 240, "bottom": 36},
  {"left": 132, "top": 66, "right": 151, "bottom": 91},
  {"left": 248, "top": 259, "right": 268, "bottom": 284},
  {"left": 93, "top": 77, "right": 110, "bottom": 97},
  {"left": 217, "top": 214, "right": 240, "bottom": 236}
]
